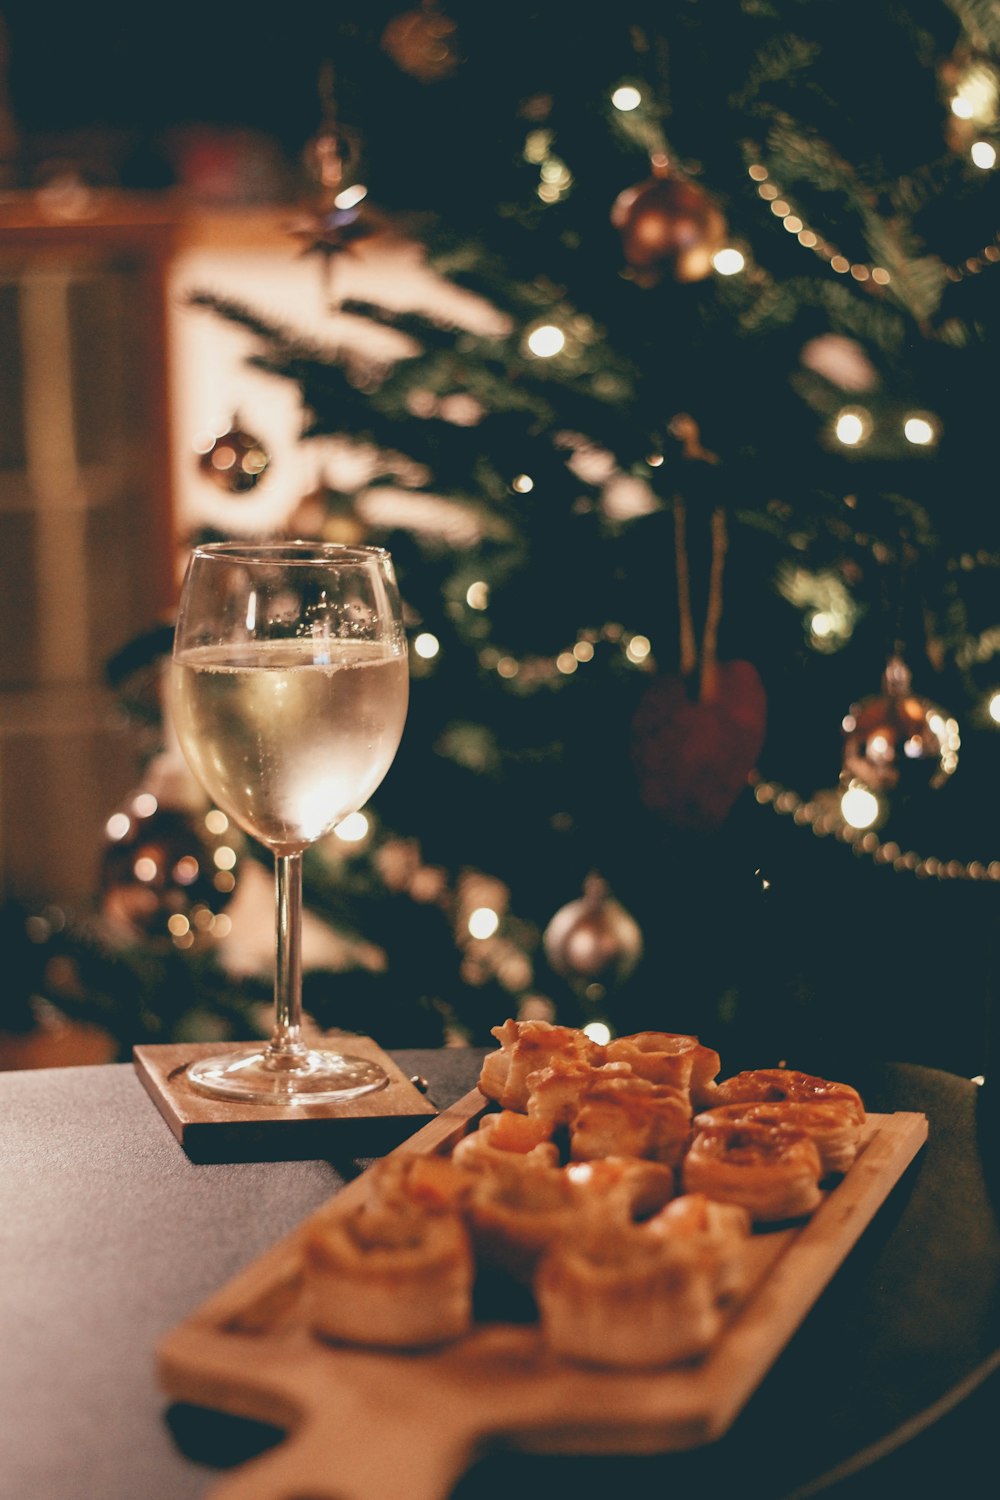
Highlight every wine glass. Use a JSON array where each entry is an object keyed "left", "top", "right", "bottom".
[{"left": 169, "top": 541, "right": 409, "bottom": 1104}]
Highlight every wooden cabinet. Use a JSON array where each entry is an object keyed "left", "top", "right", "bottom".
[{"left": 0, "top": 200, "right": 177, "bottom": 902}]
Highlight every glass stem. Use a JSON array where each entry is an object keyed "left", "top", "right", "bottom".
[{"left": 269, "top": 851, "right": 306, "bottom": 1059}]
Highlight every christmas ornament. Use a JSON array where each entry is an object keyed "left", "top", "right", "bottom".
[
  {"left": 543, "top": 875, "right": 643, "bottom": 988},
  {"left": 633, "top": 660, "right": 768, "bottom": 831},
  {"left": 382, "top": 2, "right": 459, "bottom": 83},
  {"left": 197, "top": 422, "right": 269, "bottom": 494},
  {"left": 631, "top": 483, "right": 767, "bottom": 831},
  {"left": 840, "top": 655, "right": 960, "bottom": 795},
  {"left": 611, "top": 158, "right": 726, "bottom": 285},
  {"left": 289, "top": 63, "right": 375, "bottom": 297},
  {"left": 100, "top": 766, "right": 239, "bottom": 943}
]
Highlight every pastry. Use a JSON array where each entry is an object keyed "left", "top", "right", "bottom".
[
  {"left": 568, "top": 1071, "right": 692, "bottom": 1167},
  {"left": 694, "top": 1099, "right": 862, "bottom": 1177},
  {"left": 682, "top": 1120, "right": 824, "bottom": 1222},
  {"left": 451, "top": 1109, "right": 561, "bottom": 1177},
  {"left": 303, "top": 1196, "right": 474, "bottom": 1349},
  {"left": 606, "top": 1031, "right": 721, "bottom": 1107},
  {"left": 465, "top": 1162, "right": 581, "bottom": 1282},
  {"left": 478, "top": 1018, "right": 605, "bottom": 1111},
  {"left": 647, "top": 1191, "right": 751, "bottom": 1302},
  {"left": 564, "top": 1155, "right": 676, "bottom": 1221},
  {"left": 713, "top": 1068, "right": 866, "bottom": 1124},
  {"left": 523, "top": 1053, "right": 629, "bottom": 1131},
  {"left": 535, "top": 1221, "right": 721, "bottom": 1368}
]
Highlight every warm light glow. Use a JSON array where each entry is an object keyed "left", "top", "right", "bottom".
[
  {"left": 989, "top": 691, "right": 1000, "bottom": 724},
  {"left": 556, "top": 652, "right": 578, "bottom": 675},
  {"left": 573, "top": 640, "right": 595, "bottom": 662},
  {"left": 810, "top": 611, "right": 834, "bottom": 638},
  {"left": 334, "top": 811, "right": 369, "bottom": 843},
  {"left": 951, "top": 95, "right": 975, "bottom": 119},
  {"left": 526, "top": 324, "right": 566, "bottom": 358},
  {"left": 712, "top": 247, "right": 745, "bottom": 275},
  {"left": 167, "top": 914, "right": 190, "bottom": 937},
  {"left": 468, "top": 906, "right": 500, "bottom": 939},
  {"left": 611, "top": 85, "right": 642, "bottom": 111},
  {"left": 971, "top": 140, "right": 997, "bottom": 169},
  {"left": 497, "top": 657, "right": 519, "bottom": 678},
  {"left": 512, "top": 473, "right": 534, "bottom": 493},
  {"left": 204, "top": 809, "right": 229, "bottom": 834},
  {"left": 835, "top": 408, "right": 870, "bottom": 446},
  {"left": 334, "top": 183, "right": 368, "bottom": 210},
  {"left": 414, "top": 632, "right": 440, "bottom": 659},
  {"left": 172, "top": 856, "right": 199, "bottom": 885},
  {"left": 841, "top": 783, "right": 880, "bottom": 829},
  {"left": 106, "top": 812, "right": 130, "bottom": 841},
  {"left": 583, "top": 1021, "right": 612, "bottom": 1045},
  {"left": 132, "top": 792, "right": 158, "bottom": 819},
  {"left": 626, "top": 634, "right": 652, "bottom": 663},
  {"left": 466, "top": 581, "right": 489, "bottom": 609},
  {"left": 133, "top": 856, "right": 158, "bottom": 883},
  {"left": 903, "top": 415, "right": 936, "bottom": 446},
  {"left": 213, "top": 845, "right": 237, "bottom": 871}
]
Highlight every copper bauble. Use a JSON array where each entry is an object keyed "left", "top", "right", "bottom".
[
  {"left": 840, "top": 655, "right": 959, "bottom": 794},
  {"left": 611, "top": 168, "right": 726, "bottom": 284},
  {"left": 197, "top": 424, "right": 270, "bottom": 494},
  {"left": 382, "top": 4, "right": 459, "bottom": 82},
  {"left": 543, "top": 876, "right": 643, "bottom": 987}
]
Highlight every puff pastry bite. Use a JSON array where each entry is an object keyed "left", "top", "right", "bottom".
[
  {"left": 564, "top": 1155, "right": 676, "bottom": 1222},
  {"left": 465, "top": 1163, "right": 581, "bottom": 1283},
  {"left": 524, "top": 1053, "right": 614, "bottom": 1130},
  {"left": 648, "top": 1192, "right": 751, "bottom": 1303},
  {"left": 682, "top": 1120, "right": 824, "bottom": 1222},
  {"left": 569, "top": 1071, "right": 691, "bottom": 1167},
  {"left": 303, "top": 1196, "right": 474, "bottom": 1349},
  {"left": 451, "top": 1109, "right": 560, "bottom": 1177},
  {"left": 694, "top": 1099, "right": 862, "bottom": 1177},
  {"left": 606, "top": 1031, "right": 721, "bottom": 1108},
  {"left": 535, "top": 1222, "right": 721, "bottom": 1368},
  {"left": 478, "top": 1018, "right": 604, "bottom": 1111},
  {"left": 713, "top": 1068, "right": 865, "bottom": 1125}
]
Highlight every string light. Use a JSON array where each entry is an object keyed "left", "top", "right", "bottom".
[
  {"left": 479, "top": 623, "right": 655, "bottom": 689},
  {"left": 752, "top": 773, "right": 1000, "bottom": 881},
  {"left": 414, "top": 632, "right": 440, "bottom": 659},
  {"left": 744, "top": 158, "right": 1000, "bottom": 286},
  {"left": 712, "top": 247, "right": 746, "bottom": 275},
  {"left": 611, "top": 85, "right": 642, "bottom": 112},
  {"left": 526, "top": 324, "right": 566, "bottom": 357}
]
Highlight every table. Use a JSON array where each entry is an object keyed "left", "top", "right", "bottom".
[{"left": 1, "top": 1051, "right": 997, "bottom": 1500}]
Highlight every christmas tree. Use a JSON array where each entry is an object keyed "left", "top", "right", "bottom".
[{"left": 36, "top": 1, "right": 1000, "bottom": 1078}]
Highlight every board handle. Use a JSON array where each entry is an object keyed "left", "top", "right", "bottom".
[{"left": 203, "top": 1404, "right": 480, "bottom": 1500}]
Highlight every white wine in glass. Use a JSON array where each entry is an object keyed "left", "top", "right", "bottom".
[{"left": 170, "top": 542, "right": 409, "bottom": 1104}]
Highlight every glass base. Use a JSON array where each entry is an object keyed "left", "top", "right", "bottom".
[{"left": 185, "top": 1045, "right": 390, "bottom": 1105}]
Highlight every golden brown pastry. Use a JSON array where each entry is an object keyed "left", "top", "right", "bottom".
[
  {"left": 303, "top": 1196, "right": 474, "bottom": 1349},
  {"left": 535, "top": 1221, "right": 721, "bottom": 1368},
  {"left": 564, "top": 1155, "right": 676, "bottom": 1221},
  {"left": 465, "top": 1162, "right": 581, "bottom": 1282},
  {"left": 478, "top": 1018, "right": 605, "bottom": 1111},
  {"left": 682, "top": 1120, "right": 824, "bottom": 1222},
  {"left": 694, "top": 1099, "right": 862, "bottom": 1177},
  {"left": 712, "top": 1068, "right": 866, "bottom": 1124},
  {"left": 606, "top": 1031, "right": 722, "bottom": 1107},
  {"left": 648, "top": 1191, "right": 751, "bottom": 1303},
  {"left": 568, "top": 1071, "right": 692, "bottom": 1167},
  {"left": 523, "top": 1053, "right": 607, "bottom": 1130},
  {"left": 451, "top": 1109, "right": 560, "bottom": 1177}
]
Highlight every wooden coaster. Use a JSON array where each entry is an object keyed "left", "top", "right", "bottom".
[{"left": 133, "top": 1037, "right": 437, "bottom": 1164}]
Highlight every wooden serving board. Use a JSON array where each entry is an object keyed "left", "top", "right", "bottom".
[{"left": 157, "top": 1090, "right": 928, "bottom": 1500}]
